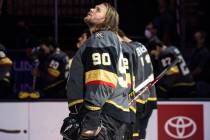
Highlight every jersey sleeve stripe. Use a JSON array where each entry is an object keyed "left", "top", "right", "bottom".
[
  {"left": 0, "top": 57, "right": 13, "bottom": 66},
  {"left": 105, "top": 100, "right": 130, "bottom": 112},
  {"left": 48, "top": 68, "right": 60, "bottom": 78},
  {"left": 136, "top": 97, "right": 158, "bottom": 104},
  {"left": 86, "top": 80, "right": 116, "bottom": 88},
  {"left": 148, "top": 97, "right": 157, "bottom": 101},
  {"left": 136, "top": 99, "right": 147, "bottom": 104},
  {"left": 173, "top": 82, "right": 196, "bottom": 87},
  {"left": 85, "top": 104, "right": 101, "bottom": 111},
  {"left": 126, "top": 73, "right": 131, "bottom": 87},
  {"left": 85, "top": 69, "right": 117, "bottom": 88},
  {"left": 129, "top": 106, "right": 136, "bottom": 113},
  {"left": 68, "top": 99, "right": 84, "bottom": 108},
  {"left": 132, "top": 133, "right": 139, "bottom": 137},
  {"left": 166, "top": 66, "right": 179, "bottom": 75}
]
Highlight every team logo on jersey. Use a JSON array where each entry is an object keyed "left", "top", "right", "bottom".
[{"left": 95, "top": 32, "right": 104, "bottom": 39}]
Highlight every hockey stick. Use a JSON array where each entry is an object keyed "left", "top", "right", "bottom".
[
  {"left": 32, "top": 59, "right": 39, "bottom": 91},
  {"left": 129, "top": 58, "right": 181, "bottom": 105}
]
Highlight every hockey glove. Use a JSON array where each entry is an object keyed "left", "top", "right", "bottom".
[
  {"left": 60, "top": 115, "right": 80, "bottom": 140},
  {"left": 60, "top": 104, "right": 82, "bottom": 140},
  {"left": 79, "top": 103, "right": 102, "bottom": 139}
]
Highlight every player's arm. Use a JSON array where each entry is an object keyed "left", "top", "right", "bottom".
[
  {"left": 0, "top": 50, "right": 12, "bottom": 67},
  {"left": 46, "top": 53, "right": 68, "bottom": 79},
  {"left": 0, "top": 49, "right": 13, "bottom": 80}
]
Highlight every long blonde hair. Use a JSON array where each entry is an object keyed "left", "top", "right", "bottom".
[{"left": 94, "top": 3, "right": 119, "bottom": 33}]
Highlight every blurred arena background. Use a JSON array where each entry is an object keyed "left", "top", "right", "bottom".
[{"left": 0, "top": 0, "right": 210, "bottom": 140}]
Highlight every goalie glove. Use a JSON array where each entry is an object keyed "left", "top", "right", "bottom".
[
  {"left": 79, "top": 122, "right": 103, "bottom": 140},
  {"left": 60, "top": 115, "right": 80, "bottom": 140},
  {"left": 79, "top": 103, "right": 102, "bottom": 139},
  {"left": 60, "top": 104, "right": 82, "bottom": 140}
]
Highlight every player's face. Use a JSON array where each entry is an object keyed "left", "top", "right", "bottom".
[
  {"left": 145, "top": 23, "right": 156, "bottom": 39},
  {"left": 194, "top": 31, "right": 204, "bottom": 45},
  {"left": 84, "top": 3, "right": 107, "bottom": 26},
  {"left": 40, "top": 44, "right": 50, "bottom": 55},
  {"left": 150, "top": 46, "right": 161, "bottom": 58}
]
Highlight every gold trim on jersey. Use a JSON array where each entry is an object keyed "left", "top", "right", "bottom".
[
  {"left": 129, "top": 91, "right": 135, "bottom": 98},
  {"left": 133, "top": 133, "right": 139, "bottom": 137},
  {"left": 136, "top": 99, "right": 147, "bottom": 104},
  {"left": 136, "top": 97, "right": 157, "bottom": 104},
  {"left": 148, "top": 97, "right": 157, "bottom": 101},
  {"left": 173, "top": 82, "right": 196, "bottom": 87},
  {"left": 106, "top": 100, "right": 130, "bottom": 112},
  {"left": 68, "top": 99, "right": 84, "bottom": 108},
  {"left": 166, "top": 66, "right": 179, "bottom": 75},
  {"left": 85, "top": 104, "right": 101, "bottom": 111},
  {"left": 129, "top": 105, "right": 136, "bottom": 113},
  {"left": 85, "top": 69, "right": 117, "bottom": 88},
  {"left": 0, "top": 57, "right": 12, "bottom": 65},
  {"left": 126, "top": 73, "right": 131, "bottom": 86},
  {"left": 159, "top": 86, "right": 167, "bottom": 92},
  {"left": 44, "top": 80, "right": 65, "bottom": 90},
  {"left": 48, "top": 68, "right": 60, "bottom": 77}
]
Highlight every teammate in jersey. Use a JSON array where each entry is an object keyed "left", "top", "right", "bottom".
[
  {"left": 61, "top": 3, "right": 131, "bottom": 140},
  {"left": 19, "top": 37, "right": 70, "bottom": 99},
  {"left": 149, "top": 40, "right": 196, "bottom": 98},
  {"left": 68, "top": 29, "right": 91, "bottom": 67},
  {"left": 0, "top": 43, "right": 13, "bottom": 98},
  {"left": 129, "top": 41, "right": 157, "bottom": 140},
  {"left": 119, "top": 30, "right": 157, "bottom": 140}
]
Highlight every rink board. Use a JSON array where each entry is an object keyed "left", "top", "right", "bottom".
[{"left": 0, "top": 101, "right": 209, "bottom": 140}]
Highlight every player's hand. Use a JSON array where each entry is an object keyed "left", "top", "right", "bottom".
[
  {"left": 60, "top": 114, "right": 80, "bottom": 140},
  {"left": 31, "top": 68, "right": 40, "bottom": 76},
  {"left": 79, "top": 107, "right": 102, "bottom": 139}
]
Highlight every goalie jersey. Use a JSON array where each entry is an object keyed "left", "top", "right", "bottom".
[{"left": 66, "top": 30, "right": 131, "bottom": 123}]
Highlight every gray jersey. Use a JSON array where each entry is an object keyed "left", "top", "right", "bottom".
[
  {"left": 121, "top": 42, "right": 136, "bottom": 122},
  {"left": 66, "top": 30, "right": 131, "bottom": 123},
  {"left": 128, "top": 41, "right": 157, "bottom": 111}
]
